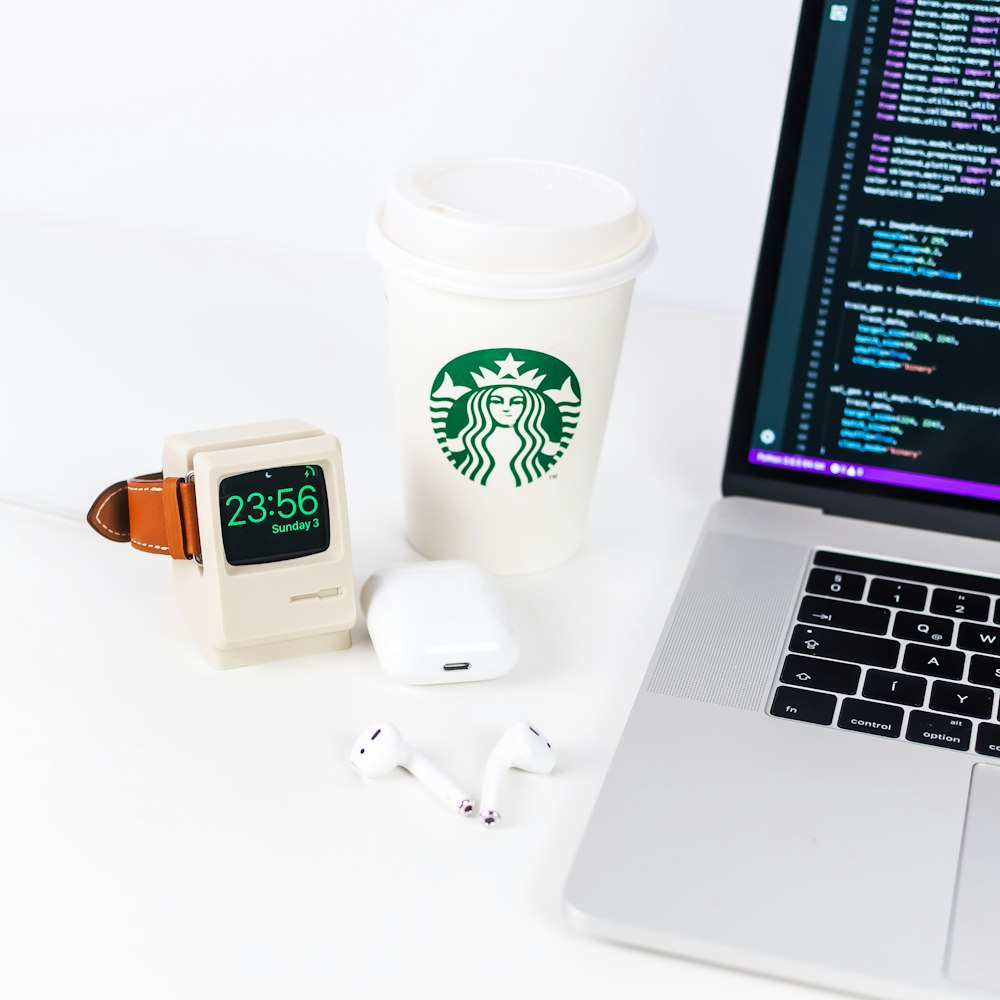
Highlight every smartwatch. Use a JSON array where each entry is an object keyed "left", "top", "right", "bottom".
[{"left": 88, "top": 419, "right": 356, "bottom": 668}]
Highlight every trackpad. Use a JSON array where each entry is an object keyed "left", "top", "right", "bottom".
[{"left": 946, "top": 763, "right": 1000, "bottom": 990}]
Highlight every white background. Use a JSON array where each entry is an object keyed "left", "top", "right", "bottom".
[{"left": 1, "top": 0, "right": 801, "bottom": 312}]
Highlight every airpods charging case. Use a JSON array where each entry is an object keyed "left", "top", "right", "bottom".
[{"left": 361, "top": 561, "right": 519, "bottom": 684}]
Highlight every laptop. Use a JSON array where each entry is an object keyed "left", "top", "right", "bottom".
[{"left": 564, "top": 2, "right": 1000, "bottom": 997}]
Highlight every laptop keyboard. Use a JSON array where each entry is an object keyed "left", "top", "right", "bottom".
[{"left": 770, "top": 551, "right": 1000, "bottom": 757}]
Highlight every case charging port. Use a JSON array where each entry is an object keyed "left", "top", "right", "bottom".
[{"left": 443, "top": 662, "right": 470, "bottom": 671}]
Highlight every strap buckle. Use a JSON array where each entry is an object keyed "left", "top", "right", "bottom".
[{"left": 186, "top": 472, "right": 203, "bottom": 565}]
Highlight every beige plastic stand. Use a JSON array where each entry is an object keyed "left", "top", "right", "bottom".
[{"left": 162, "top": 419, "right": 356, "bottom": 668}]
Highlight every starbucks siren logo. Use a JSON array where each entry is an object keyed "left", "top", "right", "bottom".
[{"left": 430, "top": 348, "right": 581, "bottom": 487}]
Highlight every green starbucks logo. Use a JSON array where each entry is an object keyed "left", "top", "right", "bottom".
[{"left": 430, "top": 348, "right": 581, "bottom": 487}]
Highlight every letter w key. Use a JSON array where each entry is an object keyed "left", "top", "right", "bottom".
[{"left": 958, "top": 622, "right": 1000, "bottom": 654}]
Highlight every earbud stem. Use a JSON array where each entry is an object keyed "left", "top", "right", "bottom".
[
  {"left": 404, "top": 750, "right": 475, "bottom": 815},
  {"left": 479, "top": 744, "right": 508, "bottom": 825}
]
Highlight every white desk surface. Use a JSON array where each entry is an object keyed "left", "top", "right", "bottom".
[{"left": 0, "top": 218, "right": 819, "bottom": 999}]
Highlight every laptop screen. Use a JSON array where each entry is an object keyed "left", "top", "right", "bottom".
[{"left": 740, "top": 0, "right": 1000, "bottom": 511}]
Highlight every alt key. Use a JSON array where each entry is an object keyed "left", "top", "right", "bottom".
[{"left": 907, "top": 711, "right": 972, "bottom": 752}]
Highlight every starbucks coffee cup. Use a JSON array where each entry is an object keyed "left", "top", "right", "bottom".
[{"left": 368, "top": 157, "right": 655, "bottom": 575}]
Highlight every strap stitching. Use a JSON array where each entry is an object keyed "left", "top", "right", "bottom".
[
  {"left": 131, "top": 539, "right": 170, "bottom": 552},
  {"left": 130, "top": 482, "right": 168, "bottom": 551},
  {"left": 93, "top": 484, "right": 130, "bottom": 538}
]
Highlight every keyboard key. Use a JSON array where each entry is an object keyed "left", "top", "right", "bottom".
[
  {"left": 781, "top": 654, "right": 861, "bottom": 695},
  {"left": 930, "top": 589, "right": 990, "bottom": 622},
  {"left": 770, "top": 686, "right": 836, "bottom": 726},
  {"left": 806, "top": 568, "right": 865, "bottom": 601},
  {"left": 789, "top": 625, "right": 900, "bottom": 668},
  {"left": 862, "top": 669, "right": 926, "bottom": 707},
  {"left": 968, "top": 655, "right": 1000, "bottom": 689},
  {"left": 797, "top": 596, "right": 890, "bottom": 635},
  {"left": 929, "top": 681, "right": 995, "bottom": 720},
  {"left": 906, "top": 711, "right": 972, "bottom": 752},
  {"left": 901, "top": 644, "right": 965, "bottom": 680},
  {"left": 975, "top": 723, "right": 1000, "bottom": 758},
  {"left": 815, "top": 551, "right": 1000, "bottom": 596},
  {"left": 868, "top": 578, "right": 927, "bottom": 611},
  {"left": 893, "top": 612, "right": 954, "bottom": 646},
  {"left": 957, "top": 621, "right": 1000, "bottom": 655},
  {"left": 838, "top": 698, "right": 903, "bottom": 738}
]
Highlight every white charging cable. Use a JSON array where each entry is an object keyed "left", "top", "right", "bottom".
[{"left": 0, "top": 493, "right": 84, "bottom": 525}]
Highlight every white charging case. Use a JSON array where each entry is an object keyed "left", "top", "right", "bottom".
[{"left": 361, "top": 561, "right": 519, "bottom": 684}]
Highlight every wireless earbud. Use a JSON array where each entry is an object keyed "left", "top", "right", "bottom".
[
  {"left": 348, "top": 724, "right": 475, "bottom": 816},
  {"left": 479, "top": 721, "right": 555, "bottom": 827}
]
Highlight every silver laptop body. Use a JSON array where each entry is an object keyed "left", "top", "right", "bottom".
[{"left": 565, "top": 3, "right": 1000, "bottom": 997}]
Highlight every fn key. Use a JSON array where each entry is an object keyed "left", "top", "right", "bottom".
[{"left": 771, "top": 686, "right": 836, "bottom": 726}]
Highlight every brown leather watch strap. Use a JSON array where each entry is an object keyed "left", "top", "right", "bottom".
[{"left": 87, "top": 473, "right": 201, "bottom": 560}]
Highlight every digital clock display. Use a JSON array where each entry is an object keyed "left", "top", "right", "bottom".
[{"left": 218, "top": 465, "right": 331, "bottom": 566}]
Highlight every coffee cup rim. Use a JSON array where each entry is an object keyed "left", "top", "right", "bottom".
[{"left": 368, "top": 206, "right": 656, "bottom": 300}]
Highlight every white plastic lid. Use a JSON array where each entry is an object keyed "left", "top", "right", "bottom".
[{"left": 368, "top": 157, "right": 656, "bottom": 299}]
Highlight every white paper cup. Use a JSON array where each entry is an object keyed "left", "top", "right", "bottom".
[{"left": 369, "top": 157, "right": 655, "bottom": 575}]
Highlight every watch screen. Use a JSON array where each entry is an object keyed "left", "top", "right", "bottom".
[{"left": 218, "top": 465, "right": 331, "bottom": 566}]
